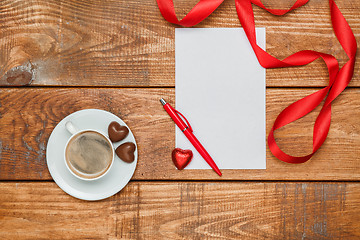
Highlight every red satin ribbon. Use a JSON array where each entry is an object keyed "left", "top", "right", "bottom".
[{"left": 156, "top": 0, "right": 357, "bottom": 163}]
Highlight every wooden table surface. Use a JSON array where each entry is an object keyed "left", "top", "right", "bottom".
[{"left": 1, "top": 0, "right": 359, "bottom": 239}]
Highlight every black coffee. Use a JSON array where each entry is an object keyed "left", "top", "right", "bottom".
[{"left": 66, "top": 131, "right": 113, "bottom": 179}]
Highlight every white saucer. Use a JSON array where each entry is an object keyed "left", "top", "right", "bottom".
[{"left": 46, "top": 109, "right": 138, "bottom": 201}]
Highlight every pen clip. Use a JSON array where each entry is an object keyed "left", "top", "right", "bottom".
[{"left": 174, "top": 109, "right": 193, "bottom": 132}]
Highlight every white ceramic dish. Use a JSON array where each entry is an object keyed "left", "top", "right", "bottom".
[{"left": 46, "top": 109, "right": 138, "bottom": 201}]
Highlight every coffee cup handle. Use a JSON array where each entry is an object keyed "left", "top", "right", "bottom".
[{"left": 65, "top": 121, "right": 78, "bottom": 135}]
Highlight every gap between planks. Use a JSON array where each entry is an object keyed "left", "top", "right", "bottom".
[
  {"left": 0, "top": 180, "right": 359, "bottom": 183},
  {"left": 1, "top": 86, "right": 360, "bottom": 89}
]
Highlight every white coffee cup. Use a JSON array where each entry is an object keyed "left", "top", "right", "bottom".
[{"left": 64, "top": 121, "right": 114, "bottom": 181}]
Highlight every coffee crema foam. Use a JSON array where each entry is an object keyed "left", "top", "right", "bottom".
[{"left": 66, "top": 131, "right": 113, "bottom": 179}]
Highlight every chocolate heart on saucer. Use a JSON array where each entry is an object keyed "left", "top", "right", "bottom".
[
  {"left": 116, "top": 142, "right": 136, "bottom": 163},
  {"left": 172, "top": 148, "right": 193, "bottom": 170},
  {"left": 108, "top": 121, "right": 129, "bottom": 142}
]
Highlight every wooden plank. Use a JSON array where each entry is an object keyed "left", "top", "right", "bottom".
[
  {"left": 0, "top": 0, "right": 359, "bottom": 87},
  {"left": 0, "top": 88, "right": 359, "bottom": 180},
  {"left": 0, "top": 181, "right": 359, "bottom": 239}
]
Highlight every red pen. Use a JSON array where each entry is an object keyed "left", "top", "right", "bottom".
[{"left": 160, "top": 98, "right": 222, "bottom": 176}]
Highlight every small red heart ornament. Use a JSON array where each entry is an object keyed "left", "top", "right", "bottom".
[{"left": 171, "top": 148, "right": 193, "bottom": 170}]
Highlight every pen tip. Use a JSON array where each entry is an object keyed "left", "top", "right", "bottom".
[
  {"left": 160, "top": 98, "right": 166, "bottom": 106},
  {"left": 214, "top": 168, "right": 222, "bottom": 176}
]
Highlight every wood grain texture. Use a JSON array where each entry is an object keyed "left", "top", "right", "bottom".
[
  {"left": 0, "top": 0, "right": 359, "bottom": 87},
  {"left": 0, "top": 181, "right": 359, "bottom": 239},
  {"left": 0, "top": 88, "right": 359, "bottom": 180}
]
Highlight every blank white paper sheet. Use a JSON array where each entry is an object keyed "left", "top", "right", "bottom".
[{"left": 175, "top": 28, "right": 266, "bottom": 169}]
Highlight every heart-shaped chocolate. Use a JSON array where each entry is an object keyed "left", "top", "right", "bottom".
[
  {"left": 172, "top": 148, "right": 193, "bottom": 170},
  {"left": 116, "top": 142, "right": 136, "bottom": 163},
  {"left": 108, "top": 121, "right": 129, "bottom": 142}
]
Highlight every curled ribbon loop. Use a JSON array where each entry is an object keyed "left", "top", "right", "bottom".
[
  {"left": 156, "top": 0, "right": 357, "bottom": 163},
  {"left": 156, "top": 0, "right": 224, "bottom": 27}
]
